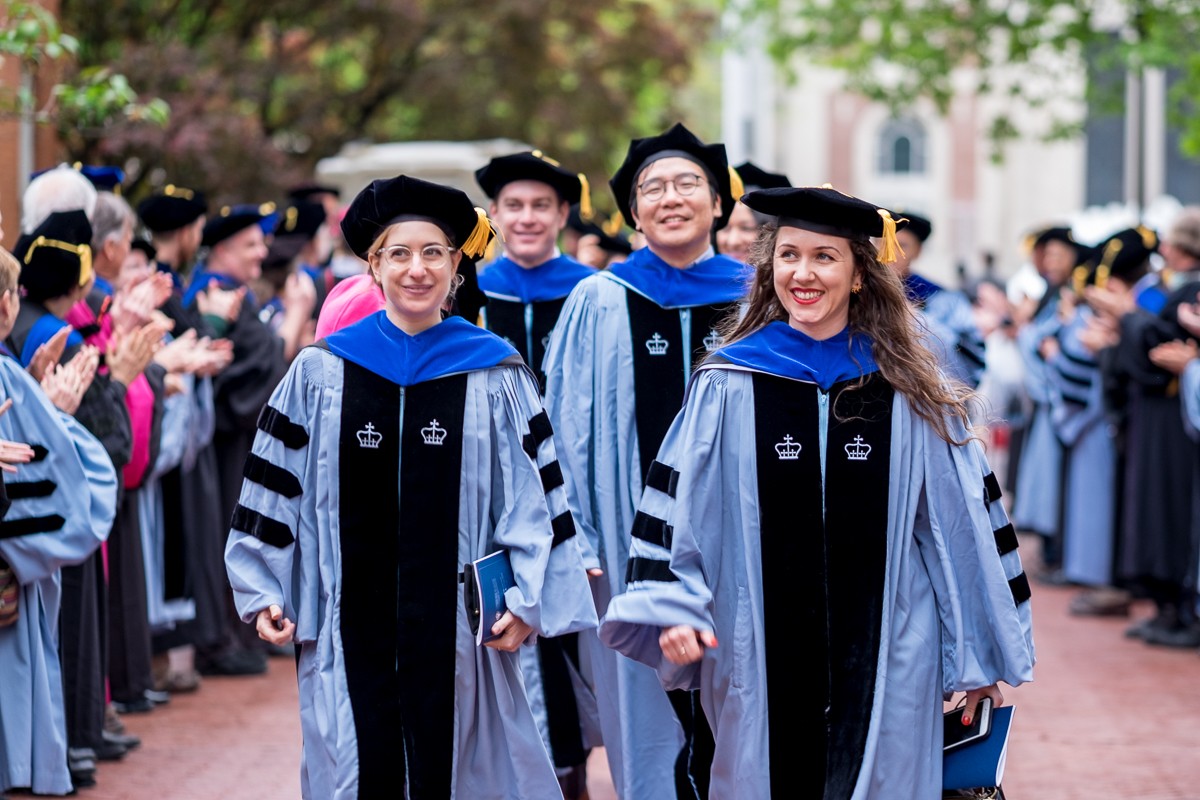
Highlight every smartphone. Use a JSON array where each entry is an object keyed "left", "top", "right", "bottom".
[{"left": 943, "top": 697, "right": 993, "bottom": 752}]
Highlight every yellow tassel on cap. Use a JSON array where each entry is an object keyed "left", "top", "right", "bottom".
[
  {"left": 78, "top": 244, "right": 93, "bottom": 287},
  {"left": 1136, "top": 224, "right": 1157, "bottom": 250},
  {"left": 603, "top": 210, "right": 624, "bottom": 238},
  {"left": 578, "top": 173, "right": 594, "bottom": 220},
  {"left": 876, "top": 209, "right": 905, "bottom": 265},
  {"left": 284, "top": 206, "right": 299, "bottom": 233},
  {"left": 461, "top": 207, "right": 499, "bottom": 259},
  {"left": 728, "top": 166, "right": 745, "bottom": 201},
  {"left": 1072, "top": 265, "right": 1089, "bottom": 296}
]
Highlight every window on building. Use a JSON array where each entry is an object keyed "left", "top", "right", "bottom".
[{"left": 878, "top": 118, "right": 926, "bottom": 174}]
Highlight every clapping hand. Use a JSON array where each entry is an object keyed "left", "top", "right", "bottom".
[
  {"left": 41, "top": 345, "right": 98, "bottom": 415},
  {"left": 0, "top": 399, "right": 34, "bottom": 474},
  {"left": 1178, "top": 302, "right": 1200, "bottom": 339},
  {"left": 111, "top": 272, "right": 174, "bottom": 333},
  {"left": 196, "top": 282, "right": 245, "bottom": 323},
  {"left": 26, "top": 327, "right": 70, "bottom": 383},
  {"left": 1149, "top": 339, "right": 1198, "bottom": 375}
]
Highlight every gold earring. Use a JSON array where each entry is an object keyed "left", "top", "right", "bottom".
[{"left": 852, "top": 283, "right": 862, "bottom": 294}]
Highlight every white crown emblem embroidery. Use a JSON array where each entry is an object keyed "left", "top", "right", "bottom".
[
  {"left": 645, "top": 333, "right": 669, "bottom": 356},
  {"left": 357, "top": 423, "right": 382, "bottom": 449},
  {"left": 775, "top": 435, "right": 801, "bottom": 460},
  {"left": 845, "top": 435, "right": 872, "bottom": 461},
  {"left": 421, "top": 419, "right": 447, "bottom": 446},
  {"left": 703, "top": 328, "right": 722, "bottom": 352}
]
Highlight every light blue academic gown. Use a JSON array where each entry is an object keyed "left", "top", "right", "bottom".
[
  {"left": 139, "top": 374, "right": 214, "bottom": 630},
  {"left": 1013, "top": 296, "right": 1065, "bottom": 535},
  {"left": 224, "top": 314, "right": 596, "bottom": 800},
  {"left": 0, "top": 355, "right": 118, "bottom": 796},
  {"left": 1184, "top": 359, "right": 1200, "bottom": 437},
  {"left": 905, "top": 274, "right": 987, "bottom": 388},
  {"left": 598, "top": 324, "right": 1036, "bottom": 800},
  {"left": 543, "top": 247, "right": 750, "bottom": 799},
  {"left": 1045, "top": 309, "right": 1118, "bottom": 586}
]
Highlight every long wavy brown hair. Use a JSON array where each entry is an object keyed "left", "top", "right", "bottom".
[{"left": 720, "top": 223, "right": 974, "bottom": 444}]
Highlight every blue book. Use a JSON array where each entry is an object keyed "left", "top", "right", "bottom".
[
  {"left": 463, "top": 550, "right": 516, "bottom": 646},
  {"left": 943, "top": 705, "right": 1015, "bottom": 791}
]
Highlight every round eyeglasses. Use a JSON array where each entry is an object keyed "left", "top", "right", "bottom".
[
  {"left": 373, "top": 244, "right": 457, "bottom": 270},
  {"left": 636, "top": 173, "right": 706, "bottom": 202}
]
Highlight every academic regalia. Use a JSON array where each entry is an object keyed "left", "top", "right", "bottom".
[
  {"left": 147, "top": 261, "right": 227, "bottom": 655},
  {"left": 1109, "top": 278, "right": 1200, "bottom": 605},
  {"left": 480, "top": 253, "right": 600, "bottom": 778},
  {"left": 1012, "top": 293, "right": 1064, "bottom": 541},
  {"left": 475, "top": 152, "right": 602, "bottom": 782},
  {"left": 139, "top": 374, "right": 200, "bottom": 630},
  {"left": 67, "top": 285, "right": 167, "bottom": 704},
  {"left": 598, "top": 322, "right": 1036, "bottom": 800},
  {"left": 1045, "top": 309, "right": 1118, "bottom": 586},
  {"left": 0, "top": 351, "right": 118, "bottom": 796},
  {"left": 903, "top": 273, "right": 987, "bottom": 387},
  {"left": 6, "top": 301, "right": 131, "bottom": 754},
  {"left": 543, "top": 246, "right": 750, "bottom": 799},
  {"left": 478, "top": 254, "right": 595, "bottom": 392},
  {"left": 1184, "top": 359, "right": 1200, "bottom": 436},
  {"left": 224, "top": 312, "right": 596, "bottom": 799},
  {"left": 184, "top": 264, "right": 288, "bottom": 658}
]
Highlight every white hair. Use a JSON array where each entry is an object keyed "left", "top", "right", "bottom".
[
  {"left": 91, "top": 192, "right": 135, "bottom": 252},
  {"left": 21, "top": 166, "right": 98, "bottom": 233}
]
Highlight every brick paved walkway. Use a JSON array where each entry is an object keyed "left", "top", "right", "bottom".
[{"left": 68, "top": 576, "right": 1200, "bottom": 799}]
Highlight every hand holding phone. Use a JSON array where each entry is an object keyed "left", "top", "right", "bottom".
[{"left": 944, "top": 696, "right": 993, "bottom": 752}]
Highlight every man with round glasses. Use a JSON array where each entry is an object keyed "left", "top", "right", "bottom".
[
  {"left": 543, "top": 123, "right": 750, "bottom": 800},
  {"left": 475, "top": 151, "right": 595, "bottom": 393},
  {"left": 473, "top": 151, "right": 598, "bottom": 799}
]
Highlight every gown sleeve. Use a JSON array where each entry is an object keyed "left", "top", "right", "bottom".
[
  {"left": 541, "top": 282, "right": 602, "bottom": 570},
  {"left": 0, "top": 361, "right": 118, "bottom": 585},
  {"left": 913, "top": 409, "right": 1036, "bottom": 693},
  {"left": 600, "top": 368, "right": 728, "bottom": 690},
  {"left": 210, "top": 300, "right": 288, "bottom": 436},
  {"left": 1183, "top": 358, "right": 1200, "bottom": 438},
  {"left": 922, "top": 290, "right": 987, "bottom": 388},
  {"left": 488, "top": 366, "right": 597, "bottom": 639},
  {"left": 224, "top": 349, "right": 318, "bottom": 626}
]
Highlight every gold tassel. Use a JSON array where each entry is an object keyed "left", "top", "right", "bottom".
[
  {"left": 1099, "top": 238, "right": 1123, "bottom": 276},
  {"left": 728, "top": 166, "right": 745, "bottom": 201},
  {"left": 284, "top": 206, "right": 299, "bottom": 233},
  {"left": 603, "top": 210, "right": 624, "bottom": 238},
  {"left": 78, "top": 244, "right": 93, "bottom": 287},
  {"left": 1136, "top": 224, "right": 1157, "bottom": 250},
  {"left": 461, "top": 207, "right": 499, "bottom": 258},
  {"left": 1072, "top": 265, "right": 1089, "bottom": 295},
  {"left": 876, "top": 209, "right": 905, "bottom": 264},
  {"left": 578, "top": 173, "right": 594, "bottom": 220},
  {"left": 1096, "top": 264, "right": 1110, "bottom": 289}
]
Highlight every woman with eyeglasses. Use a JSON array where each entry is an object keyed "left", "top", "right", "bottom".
[
  {"left": 600, "top": 186, "right": 1035, "bottom": 799},
  {"left": 224, "top": 175, "right": 596, "bottom": 799},
  {"left": 543, "top": 123, "right": 751, "bottom": 800}
]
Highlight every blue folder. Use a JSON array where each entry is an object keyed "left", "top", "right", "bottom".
[{"left": 943, "top": 705, "right": 1015, "bottom": 790}]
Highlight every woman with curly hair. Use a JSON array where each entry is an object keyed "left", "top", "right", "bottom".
[{"left": 600, "top": 186, "right": 1035, "bottom": 799}]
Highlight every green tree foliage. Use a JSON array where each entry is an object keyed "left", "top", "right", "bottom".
[
  {"left": 59, "top": 0, "right": 712, "bottom": 205},
  {"left": 1, "top": 1, "right": 169, "bottom": 162},
  {"left": 730, "top": 0, "right": 1200, "bottom": 158}
]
